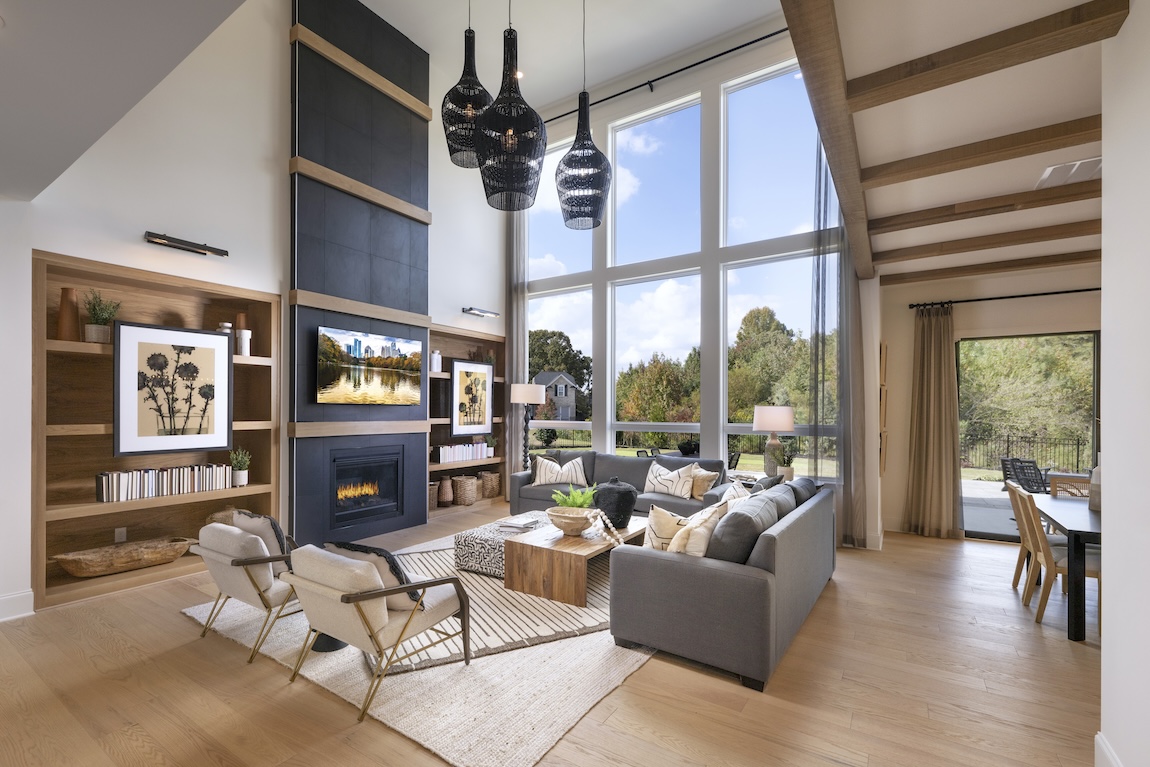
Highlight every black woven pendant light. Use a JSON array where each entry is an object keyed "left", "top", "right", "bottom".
[
  {"left": 441, "top": 3, "right": 492, "bottom": 168},
  {"left": 556, "top": 1, "right": 611, "bottom": 229},
  {"left": 474, "top": 3, "right": 547, "bottom": 211}
]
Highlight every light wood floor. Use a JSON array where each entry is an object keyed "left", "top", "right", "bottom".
[{"left": 0, "top": 502, "right": 1100, "bottom": 766}]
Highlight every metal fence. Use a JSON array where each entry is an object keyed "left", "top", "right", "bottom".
[{"left": 960, "top": 434, "right": 1093, "bottom": 473}]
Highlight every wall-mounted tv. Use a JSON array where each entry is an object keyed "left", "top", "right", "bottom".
[{"left": 317, "top": 326, "right": 422, "bottom": 405}]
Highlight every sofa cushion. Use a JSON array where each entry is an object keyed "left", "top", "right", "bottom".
[
  {"left": 691, "top": 467, "right": 720, "bottom": 501},
  {"left": 667, "top": 501, "right": 730, "bottom": 557},
  {"left": 554, "top": 450, "right": 596, "bottom": 481},
  {"left": 532, "top": 455, "right": 588, "bottom": 487},
  {"left": 705, "top": 493, "right": 780, "bottom": 564},
  {"left": 520, "top": 483, "right": 578, "bottom": 502},
  {"left": 637, "top": 492, "right": 702, "bottom": 516},
  {"left": 324, "top": 541, "right": 423, "bottom": 611},
  {"left": 643, "top": 506, "right": 691, "bottom": 550},
  {"left": 594, "top": 453, "right": 654, "bottom": 492},
  {"left": 644, "top": 462, "right": 696, "bottom": 498},
  {"left": 787, "top": 477, "right": 818, "bottom": 505},
  {"left": 763, "top": 484, "right": 798, "bottom": 517},
  {"left": 751, "top": 474, "right": 784, "bottom": 493}
]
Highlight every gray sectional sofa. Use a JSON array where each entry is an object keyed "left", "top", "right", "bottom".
[
  {"left": 609, "top": 479, "right": 835, "bottom": 691},
  {"left": 508, "top": 450, "right": 732, "bottom": 517}
]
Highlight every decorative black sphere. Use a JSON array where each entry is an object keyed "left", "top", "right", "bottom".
[{"left": 594, "top": 476, "right": 638, "bottom": 529}]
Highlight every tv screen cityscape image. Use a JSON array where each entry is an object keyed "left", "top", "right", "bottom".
[{"left": 316, "top": 326, "right": 422, "bottom": 405}]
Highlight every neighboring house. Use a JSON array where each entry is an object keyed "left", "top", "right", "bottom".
[{"left": 532, "top": 371, "right": 579, "bottom": 420}]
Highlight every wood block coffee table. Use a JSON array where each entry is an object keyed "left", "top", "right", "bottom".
[{"left": 503, "top": 517, "right": 646, "bottom": 606}]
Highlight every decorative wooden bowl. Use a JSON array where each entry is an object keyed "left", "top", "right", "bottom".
[
  {"left": 546, "top": 508, "right": 594, "bottom": 536},
  {"left": 53, "top": 537, "right": 197, "bottom": 578}
]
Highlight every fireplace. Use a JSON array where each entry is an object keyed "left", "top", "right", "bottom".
[{"left": 330, "top": 447, "right": 401, "bottom": 529}]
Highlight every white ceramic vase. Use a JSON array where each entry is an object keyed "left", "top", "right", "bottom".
[{"left": 233, "top": 469, "right": 249, "bottom": 488}]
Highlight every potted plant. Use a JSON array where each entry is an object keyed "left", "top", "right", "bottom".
[
  {"left": 677, "top": 437, "right": 700, "bottom": 456},
  {"left": 484, "top": 433, "right": 497, "bottom": 458},
  {"left": 82, "top": 289, "right": 121, "bottom": 344},
  {"left": 547, "top": 484, "right": 597, "bottom": 536},
  {"left": 230, "top": 447, "right": 252, "bottom": 488},
  {"left": 766, "top": 437, "right": 801, "bottom": 481}
]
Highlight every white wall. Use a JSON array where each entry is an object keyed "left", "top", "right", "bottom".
[
  {"left": 879, "top": 265, "right": 1101, "bottom": 533},
  {"left": 0, "top": 0, "right": 290, "bottom": 621},
  {"left": 1098, "top": 2, "right": 1150, "bottom": 764}
]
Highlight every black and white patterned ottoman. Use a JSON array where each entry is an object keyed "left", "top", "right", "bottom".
[{"left": 454, "top": 511, "right": 550, "bottom": 578}]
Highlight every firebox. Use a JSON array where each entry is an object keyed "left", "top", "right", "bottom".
[{"left": 330, "top": 447, "right": 402, "bottom": 530}]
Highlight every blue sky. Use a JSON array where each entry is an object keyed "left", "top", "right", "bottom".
[
  {"left": 527, "top": 67, "right": 829, "bottom": 371},
  {"left": 318, "top": 326, "right": 421, "bottom": 357}
]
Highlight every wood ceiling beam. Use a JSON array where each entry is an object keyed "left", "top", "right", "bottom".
[
  {"left": 868, "top": 179, "right": 1102, "bottom": 235},
  {"left": 846, "top": 0, "right": 1128, "bottom": 112},
  {"left": 872, "top": 219, "right": 1101, "bottom": 264},
  {"left": 879, "top": 250, "right": 1101, "bottom": 286},
  {"left": 861, "top": 115, "right": 1101, "bottom": 190},
  {"left": 779, "top": 0, "right": 874, "bottom": 280}
]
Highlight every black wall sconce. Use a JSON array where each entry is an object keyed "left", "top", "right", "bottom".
[
  {"left": 462, "top": 307, "right": 501, "bottom": 318},
  {"left": 144, "top": 231, "right": 229, "bottom": 258}
]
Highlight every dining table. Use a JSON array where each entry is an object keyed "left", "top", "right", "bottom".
[{"left": 1031, "top": 494, "right": 1102, "bottom": 641}]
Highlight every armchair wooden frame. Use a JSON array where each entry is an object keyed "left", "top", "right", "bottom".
[
  {"left": 288, "top": 576, "right": 471, "bottom": 722},
  {"left": 199, "top": 551, "right": 302, "bottom": 664}
]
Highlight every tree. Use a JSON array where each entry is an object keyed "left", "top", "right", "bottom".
[{"left": 529, "top": 330, "right": 592, "bottom": 389}]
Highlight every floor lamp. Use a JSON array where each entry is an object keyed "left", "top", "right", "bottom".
[
  {"left": 753, "top": 405, "right": 794, "bottom": 477},
  {"left": 510, "top": 383, "right": 546, "bottom": 471}
]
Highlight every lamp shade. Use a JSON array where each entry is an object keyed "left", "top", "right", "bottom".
[
  {"left": 441, "top": 28, "right": 492, "bottom": 168},
  {"left": 510, "top": 383, "right": 546, "bottom": 405},
  {"left": 474, "top": 28, "right": 547, "bottom": 211},
  {"left": 556, "top": 91, "right": 611, "bottom": 230},
  {"left": 752, "top": 405, "right": 794, "bottom": 434}
]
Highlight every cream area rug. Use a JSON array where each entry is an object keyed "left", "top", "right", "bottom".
[{"left": 182, "top": 552, "right": 652, "bottom": 767}]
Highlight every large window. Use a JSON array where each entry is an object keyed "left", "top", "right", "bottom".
[
  {"left": 528, "top": 289, "right": 593, "bottom": 427},
  {"left": 528, "top": 145, "right": 592, "bottom": 279},
  {"left": 614, "top": 102, "right": 701, "bottom": 265}
]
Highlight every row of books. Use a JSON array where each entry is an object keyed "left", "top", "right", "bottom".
[
  {"left": 95, "top": 463, "right": 234, "bottom": 503},
  {"left": 433, "top": 443, "right": 492, "bottom": 464}
]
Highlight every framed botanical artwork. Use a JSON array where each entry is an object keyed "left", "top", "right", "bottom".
[
  {"left": 451, "top": 360, "right": 493, "bottom": 436},
  {"left": 114, "top": 321, "right": 233, "bottom": 456}
]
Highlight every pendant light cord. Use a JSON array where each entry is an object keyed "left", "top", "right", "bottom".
[
  {"left": 508, "top": 0, "right": 512, "bottom": 28},
  {"left": 582, "top": 0, "right": 587, "bottom": 91},
  {"left": 467, "top": 0, "right": 471, "bottom": 29}
]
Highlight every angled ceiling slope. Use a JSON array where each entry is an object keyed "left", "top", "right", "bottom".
[
  {"left": 0, "top": 0, "right": 244, "bottom": 201},
  {"left": 782, "top": 0, "right": 1125, "bottom": 283}
]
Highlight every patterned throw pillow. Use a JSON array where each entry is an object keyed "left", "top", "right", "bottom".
[
  {"left": 323, "top": 542, "right": 424, "bottom": 611},
  {"left": 643, "top": 505, "right": 692, "bottom": 550},
  {"left": 532, "top": 455, "right": 588, "bottom": 487},
  {"left": 644, "top": 462, "right": 696, "bottom": 499},
  {"left": 667, "top": 500, "right": 730, "bottom": 557},
  {"left": 691, "top": 467, "right": 720, "bottom": 501},
  {"left": 721, "top": 482, "right": 751, "bottom": 509}
]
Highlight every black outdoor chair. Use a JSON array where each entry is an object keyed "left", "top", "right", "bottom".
[
  {"left": 1010, "top": 458, "right": 1050, "bottom": 494},
  {"left": 1000, "top": 457, "right": 1017, "bottom": 487},
  {"left": 650, "top": 448, "right": 661, "bottom": 456},
  {"left": 635, "top": 449, "right": 649, "bottom": 457},
  {"left": 727, "top": 451, "right": 741, "bottom": 470}
]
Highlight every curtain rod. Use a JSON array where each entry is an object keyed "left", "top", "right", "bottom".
[
  {"left": 908, "top": 287, "right": 1100, "bottom": 310},
  {"left": 543, "top": 26, "right": 789, "bottom": 124}
]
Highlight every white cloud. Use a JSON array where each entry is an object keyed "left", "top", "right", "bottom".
[
  {"left": 528, "top": 291, "right": 593, "bottom": 358},
  {"left": 614, "top": 278, "right": 701, "bottom": 369},
  {"left": 615, "top": 165, "right": 640, "bottom": 207},
  {"left": 616, "top": 129, "right": 662, "bottom": 155},
  {"left": 528, "top": 253, "right": 569, "bottom": 280},
  {"left": 729, "top": 216, "right": 747, "bottom": 231}
]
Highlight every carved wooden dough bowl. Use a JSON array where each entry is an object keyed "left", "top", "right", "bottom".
[{"left": 53, "top": 537, "right": 197, "bottom": 577}]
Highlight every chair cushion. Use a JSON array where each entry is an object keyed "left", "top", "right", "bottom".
[
  {"left": 691, "top": 466, "right": 720, "bottom": 501},
  {"left": 287, "top": 545, "right": 389, "bottom": 645},
  {"left": 644, "top": 462, "right": 697, "bottom": 499},
  {"left": 231, "top": 510, "right": 290, "bottom": 576},
  {"left": 644, "top": 506, "right": 692, "bottom": 551},
  {"left": 786, "top": 478, "right": 819, "bottom": 505},
  {"left": 197, "top": 522, "right": 274, "bottom": 591},
  {"left": 374, "top": 582, "right": 461, "bottom": 651},
  {"left": 762, "top": 484, "right": 798, "bottom": 517},
  {"left": 706, "top": 492, "right": 780, "bottom": 564},
  {"left": 751, "top": 475, "right": 784, "bottom": 493},
  {"left": 324, "top": 542, "right": 423, "bottom": 611},
  {"left": 532, "top": 454, "right": 588, "bottom": 487},
  {"left": 667, "top": 501, "right": 730, "bottom": 557}
]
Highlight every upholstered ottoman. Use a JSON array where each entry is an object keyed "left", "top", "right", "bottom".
[{"left": 454, "top": 511, "right": 549, "bottom": 578}]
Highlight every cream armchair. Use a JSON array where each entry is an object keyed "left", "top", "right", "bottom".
[
  {"left": 281, "top": 544, "right": 472, "bottom": 722},
  {"left": 189, "top": 522, "right": 300, "bottom": 663}
]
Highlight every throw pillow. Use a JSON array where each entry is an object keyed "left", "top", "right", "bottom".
[
  {"left": 721, "top": 481, "right": 751, "bottom": 509},
  {"left": 231, "top": 510, "right": 290, "bottom": 576},
  {"left": 644, "top": 462, "right": 697, "bottom": 499},
  {"left": 323, "top": 541, "right": 424, "bottom": 611},
  {"left": 787, "top": 477, "right": 819, "bottom": 504},
  {"left": 643, "top": 505, "right": 691, "bottom": 551},
  {"left": 751, "top": 474, "right": 784, "bottom": 493},
  {"left": 532, "top": 455, "right": 588, "bottom": 487},
  {"left": 667, "top": 500, "right": 730, "bottom": 557},
  {"left": 691, "top": 466, "right": 720, "bottom": 501}
]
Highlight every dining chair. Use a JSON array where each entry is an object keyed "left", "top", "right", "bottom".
[
  {"left": 650, "top": 447, "right": 661, "bottom": 456},
  {"left": 1014, "top": 485, "right": 1101, "bottom": 626},
  {"left": 635, "top": 449, "right": 649, "bottom": 457}
]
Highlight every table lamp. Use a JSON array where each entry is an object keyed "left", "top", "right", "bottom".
[
  {"left": 753, "top": 405, "right": 794, "bottom": 476},
  {"left": 510, "top": 383, "right": 547, "bottom": 471}
]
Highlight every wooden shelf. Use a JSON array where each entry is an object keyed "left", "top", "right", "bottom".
[
  {"left": 428, "top": 370, "right": 505, "bottom": 383},
  {"left": 46, "top": 420, "right": 274, "bottom": 437},
  {"left": 44, "top": 339, "right": 272, "bottom": 367},
  {"left": 42, "top": 556, "right": 206, "bottom": 608},
  {"left": 429, "top": 457, "right": 503, "bottom": 471},
  {"left": 429, "top": 416, "right": 502, "bottom": 426},
  {"left": 45, "top": 484, "right": 275, "bottom": 522}
]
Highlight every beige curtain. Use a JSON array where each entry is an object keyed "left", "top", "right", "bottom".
[{"left": 903, "top": 304, "right": 962, "bottom": 538}]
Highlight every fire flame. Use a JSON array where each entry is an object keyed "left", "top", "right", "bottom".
[{"left": 337, "top": 481, "right": 379, "bottom": 502}]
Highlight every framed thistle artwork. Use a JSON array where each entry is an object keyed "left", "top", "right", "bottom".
[
  {"left": 113, "top": 321, "right": 233, "bottom": 456},
  {"left": 451, "top": 360, "right": 493, "bottom": 436}
]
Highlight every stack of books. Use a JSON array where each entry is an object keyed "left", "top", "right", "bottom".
[{"left": 498, "top": 516, "right": 539, "bottom": 533}]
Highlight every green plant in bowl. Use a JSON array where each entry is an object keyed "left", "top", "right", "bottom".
[{"left": 551, "top": 484, "right": 597, "bottom": 508}]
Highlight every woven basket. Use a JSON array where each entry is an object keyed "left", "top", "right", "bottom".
[
  {"left": 428, "top": 482, "right": 439, "bottom": 510},
  {"left": 479, "top": 471, "right": 501, "bottom": 498},
  {"left": 452, "top": 475, "right": 478, "bottom": 506}
]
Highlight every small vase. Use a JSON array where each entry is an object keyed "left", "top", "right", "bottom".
[
  {"left": 779, "top": 467, "right": 795, "bottom": 482},
  {"left": 57, "top": 288, "right": 82, "bottom": 341},
  {"left": 486, "top": 446, "right": 495, "bottom": 458},
  {"left": 430, "top": 350, "right": 443, "bottom": 373},
  {"left": 233, "top": 469, "right": 249, "bottom": 488},
  {"left": 84, "top": 324, "right": 112, "bottom": 344},
  {"left": 236, "top": 328, "right": 252, "bottom": 356}
]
